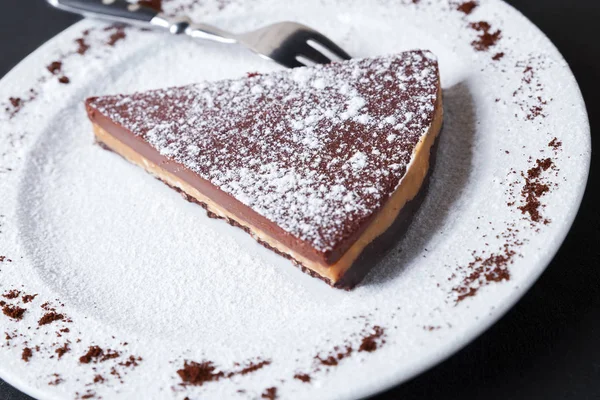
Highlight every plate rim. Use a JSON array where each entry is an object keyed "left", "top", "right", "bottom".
[{"left": 0, "top": 1, "right": 591, "bottom": 398}]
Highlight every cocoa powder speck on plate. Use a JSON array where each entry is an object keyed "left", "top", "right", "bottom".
[
  {"left": 100, "top": 349, "right": 120, "bottom": 362},
  {"left": 511, "top": 58, "right": 552, "bottom": 121},
  {"left": 105, "top": 25, "right": 127, "bottom": 47},
  {"left": 469, "top": 21, "right": 502, "bottom": 51},
  {"left": 293, "top": 373, "right": 311, "bottom": 383},
  {"left": 492, "top": 52, "right": 505, "bottom": 61},
  {"left": 177, "top": 360, "right": 224, "bottom": 386},
  {"left": 358, "top": 326, "right": 386, "bottom": 352},
  {"left": 22, "top": 347, "right": 33, "bottom": 362},
  {"left": 2, "top": 290, "right": 20, "bottom": 299},
  {"left": 424, "top": 326, "right": 442, "bottom": 331},
  {"left": 38, "top": 312, "right": 65, "bottom": 326},
  {"left": 517, "top": 158, "right": 554, "bottom": 223},
  {"left": 261, "top": 387, "right": 278, "bottom": 399},
  {"left": 55, "top": 343, "right": 70, "bottom": 359},
  {"left": 306, "top": 322, "right": 387, "bottom": 381},
  {"left": 48, "top": 373, "right": 63, "bottom": 386},
  {"left": 47, "top": 61, "right": 63, "bottom": 75},
  {"left": 451, "top": 227, "right": 520, "bottom": 303},
  {"left": 236, "top": 359, "right": 271, "bottom": 375},
  {"left": 456, "top": 1, "right": 478, "bottom": 15},
  {"left": 549, "top": 137, "right": 562, "bottom": 150},
  {"left": 79, "top": 346, "right": 104, "bottom": 364},
  {"left": 78, "top": 390, "right": 96, "bottom": 399},
  {"left": 75, "top": 37, "right": 90, "bottom": 55},
  {"left": 3, "top": 23, "right": 135, "bottom": 118},
  {"left": 118, "top": 355, "right": 142, "bottom": 367},
  {"left": 40, "top": 302, "right": 55, "bottom": 311},
  {"left": 2, "top": 304, "right": 25, "bottom": 320},
  {"left": 22, "top": 293, "right": 37, "bottom": 303},
  {"left": 176, "top": 357, "right": 272, "bottom": 386}
]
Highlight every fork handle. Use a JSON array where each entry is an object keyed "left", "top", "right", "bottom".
[
  {"left": 48, "top": 0, "right": 238, "bottom": 43},
  {"left": 51, "top": 0, "right": 159, "bottom": 23}
]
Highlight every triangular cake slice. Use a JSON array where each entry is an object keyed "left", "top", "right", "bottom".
[{"left": 86, "top": 50, "right": 443, "bottom": 289}]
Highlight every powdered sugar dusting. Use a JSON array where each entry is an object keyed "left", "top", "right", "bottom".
[{"left": 88, "top": 51, "right": 439, "bottom": 253}]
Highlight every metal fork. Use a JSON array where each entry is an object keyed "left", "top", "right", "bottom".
[{"left": 46, "top": 0, "right": 352, "bottom": 68}]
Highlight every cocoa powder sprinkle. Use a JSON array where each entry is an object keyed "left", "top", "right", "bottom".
[
  {"left": 177, "top": 360, "right": 224, "bottom": 386},
  {"left": 518, "top": 158, "right": 553, "bottom": 222},
  {"left": 79, "top": 346, "right": 104, "bottom": 364},
  {"left": 177, "top": 358, "right": 271, "bottom": 386},
  {"left": 294, "top": 373, "right": 311, "bottom": 383},
  {"left": 10, "top": 98, "right": 21, "bottom": 108},
  {"left": 358, "top": 326, "right": 385, "bottom": 352},
  {"left": 80, "top": 391, "right": 96, "bottom": 399},
  {"left": 457, "top": 1, "right": 478, "bottom": 15},
  {"left": 549, "top": 137, "right": 562, "bottom": 150},
  {"left": 75, "top": 38, "right": 90, "bottom": 55},
  {"left": 2, "top": 304, "right": 25, "bottom": 320},
  {"left": 48, "top": 374, "right": 63, "bottom": 386},
  {"left": 469, "top": 21, "right": 502, "bottom": 51},
  {"left": 5, "top": 24, "right": 135, "bottom": 117},
  {"left": 100, "top": 349, "right": 120, "bottom": 362},
  {"left": 106, "top": 26, "right": 127, "bottom": 46},
  {"left": 316, "top": 345, "right": 353, "bottom": 366},
  {"left": 47, "top": 61, "right": 62, "bottom": 75},
  {"left": 38, "top": 312, "right": 64, "bottom": 326},
  {"left": 22, "top": 294, "right": 38, "bottom": 303},
  {"left": 453, "top": 243, "right": 515, "bottom": 303},
  {"left": 317, "top": 355, "right": 339, "bottom": 366},
  {"left": 236, "top": 359, "right": 271, "bottom": 375},
  {"left": 424, "top": 325, "right": 442, "bottom": 331},
  {"left": 56, "top": 343, "right": 70, "bottom": 359},
  {"left": 261, "top": 387, "right": 278, "bottom": 399},
  {"left": 492, "top": 52, "right": 505, "bottom": 61},
  {"left": 118, "top": 355, "right": 142, "bottom": 367},
  {"left": 2, "top": 290, "right": 20, "bottom": 299},
  {"left": 512, "top": 62, "right": 550, "bottom": 120},
  {"left": 22, "top": 347, "right": 33, "bottom": 362}
]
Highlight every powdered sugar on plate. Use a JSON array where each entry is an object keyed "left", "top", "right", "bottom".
[{"left": 0, "top": 0, "right": 590, "bottom": 399}]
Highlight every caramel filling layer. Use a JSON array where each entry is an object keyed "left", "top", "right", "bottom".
[{"left": 92, "top": 90, "right": 442, "bottom": 284}]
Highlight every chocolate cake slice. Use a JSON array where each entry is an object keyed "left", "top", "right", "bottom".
[{"left": 85, "top": 50, "right": 443, "bottom": 288}]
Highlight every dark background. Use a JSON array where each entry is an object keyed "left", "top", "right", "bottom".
[{"left": 0, "top": 0, "right": 598, "bottom": 399}]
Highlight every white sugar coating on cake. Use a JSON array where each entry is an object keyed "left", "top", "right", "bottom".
[
  {"left": 347, "top": 151, "right": 368, "bottom": 170},
  {"left": 88, "top": 51, "right": 439, "bottom": 252}
]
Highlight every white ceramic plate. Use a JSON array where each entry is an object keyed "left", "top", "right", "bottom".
[{"left": 0, "top": 0, "right": 590, "bottom": 399}]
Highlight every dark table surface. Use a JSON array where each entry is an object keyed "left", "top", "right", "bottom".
[{"left": 1, "top": 0, "right": 598, "bottom": 399}]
